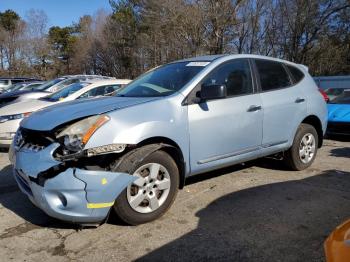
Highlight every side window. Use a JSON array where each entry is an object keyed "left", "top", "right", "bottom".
[
  {"left": 79, "top": 85, "right": 121, "bottom": 99},
  {"left": 255, "top": 59, "right": 291, "bottom": 91},
  {"left": 92, "top": 86, "right": 107, "bottom": 96},
  {"left": 202, "top": 59, "right": 253, "bottom": 97},
  {"left": 79, "top": 86, "right": 102, "bottom": 98},
  {"left": 286, "top": 64, "right": 304, "bottom": 83},
  {"left": 104, "top": 84, "right": 121, "bottom": 95}
]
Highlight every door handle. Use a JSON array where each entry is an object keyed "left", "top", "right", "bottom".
[
  {"left": 295, "top": 97, "right": 305, "bottom": 103},
  {"left": 247, "top": 105, "right": 262, "bottom": 112}
]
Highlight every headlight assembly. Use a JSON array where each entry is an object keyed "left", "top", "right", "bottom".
[{"left": 56, "top": 115, "right": 110, "bottom": 152}]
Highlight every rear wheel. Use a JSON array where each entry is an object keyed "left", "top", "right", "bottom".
[
  {"left": 111, "top": 149, "right": 179, "bottom": 225},
  {"left": 285, "top": 123, "right": 318, "bottom": 171}
]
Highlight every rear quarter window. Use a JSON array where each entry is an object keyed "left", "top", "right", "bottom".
[
  {"left": 286, "top": 65, "right": 304, "bottom": 83},
  {"left": 255, "top": 59, "right": 292, "bottom": 91}
]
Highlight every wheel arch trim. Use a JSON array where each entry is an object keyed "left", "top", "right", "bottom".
[
  {"left": 300, "top": 115, "right": 324, "bottom": 148},
  {"left": 117, "top": 138, "right": 186, "bottom": 189}
]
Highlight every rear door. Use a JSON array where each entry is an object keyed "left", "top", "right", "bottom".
[{"left": 254, "top": 59, "right": 307, "bottom": 151}]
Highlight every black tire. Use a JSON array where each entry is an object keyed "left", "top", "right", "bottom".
[
  {"left": 111, "top": 149, "right": 179, "bottom": 225},
  {"left": 285, "top": 123, "right": 319, "bottom": 171}
]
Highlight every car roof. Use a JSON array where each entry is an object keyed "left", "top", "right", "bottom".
[
  {"left": 176, "top": 55, "right": 227, "bottom": 62},
  {"left": 61, "top": 75, "right": 115, "bottom": 79},
  {"left": 81, "top": 79, "right": 131, "bottom": 86},
  {"left": 174, "top": 54, "right": 306, "bottom": 70}
]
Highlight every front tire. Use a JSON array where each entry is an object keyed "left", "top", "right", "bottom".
[
  {"left": 111, "top": 149, "right": 179, "bottom": 225},
  {"left": 285, "top": 123, "right": 318, "bottom": 171}
]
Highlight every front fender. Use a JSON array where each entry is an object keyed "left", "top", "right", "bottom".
[{"left": 83, "top": 95, "right": 191, "bottom": 176}]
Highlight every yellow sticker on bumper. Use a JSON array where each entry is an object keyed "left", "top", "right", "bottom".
[
  {"left": 101, "top": 178, "right": 108, "bottom": 185},
  {"left": 86, "top": 202, "right": 114, "bottom": 209}
]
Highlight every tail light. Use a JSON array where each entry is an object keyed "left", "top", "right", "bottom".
[{"left": 319, "top": 89, "right": 329, "bottom": 103}]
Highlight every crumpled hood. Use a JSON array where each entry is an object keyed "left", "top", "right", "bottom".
[
  {"left": 21, "top": 96, "right": 159, "bottom": 131},
  {"left": 328, "top": 104, "right": 350, "bottom": 122}
]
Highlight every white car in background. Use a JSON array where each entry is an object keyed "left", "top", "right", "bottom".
[
  {"left": 0, "top": 75, "right": 115, "bottom": 107},
  {"left": 0, "top": 77, "right": 41, "bottom": 93},
  {"left": 48, "top": 75, "right": 115, "bottom": 93},
  {"left": 0, "top": 79, "right": 131, "bottom": 148},
  {"left": 5, "top": 81, "right": 45, "bottom": 93}
]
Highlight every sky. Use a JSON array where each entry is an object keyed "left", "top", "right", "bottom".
[{"left": 0, "top": 0, "right": 112, "bottom": 27}]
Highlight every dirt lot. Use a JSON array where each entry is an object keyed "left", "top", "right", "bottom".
[{"left": 0, "top": 139, "right": 349, "bottom": 262}]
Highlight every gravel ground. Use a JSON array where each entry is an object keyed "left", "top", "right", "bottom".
[{"left": 0, "top": 139, "right": 349, "bottom": 262}]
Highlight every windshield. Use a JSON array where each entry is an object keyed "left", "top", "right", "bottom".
[
  {"left": 36, "top": 78, "right": 65, "bottom": 91},
  {"left": 52, "top": 78, "right": 80, "bottom": 91},
  {"left": 116, "top": 61, "right": 209, "bottom": 97},
  {"left": 329, "top": 90, "right": 350, "bottom": 104},
  {"left": 22, "top": 83, "right": 44, "bottom": 90},
  {"left": 7, "top": 83, "right": 25, "bottom": 92},
  {"left": 41, "top": 82, "right": 89, "bottom": 102}
]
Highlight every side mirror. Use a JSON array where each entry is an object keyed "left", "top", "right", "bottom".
[{"left": 199, "top": 84, "right": 227, "bottom": 101}]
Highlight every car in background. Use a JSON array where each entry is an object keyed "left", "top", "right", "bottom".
[
  {"left": 9, "top": 54, "right": 327, "bottom": 225},
  {"left": 0, "top": 77, "right": 41, "bottom": 93},
  {"left": 0, "top": 79, "right": 131, "bottom": 148},
  {"left": 314, "top": 75, "right": 350, "bottom": 90},
  {"left": 325, "top": 88, "right": 347, "bottom": 102},
  {"left": 0, "top": 75, "right": 114, "bottom": 108},
  {"left": 314, "top": 75, "right": 350, "bottom": 102},
  {"left": 0, "top": 77, "right": 65, "bottom": 107},
  {"left": 48, "top": 75, "right": 114, "bottom": 93},
  {"left": 5, "top": 81, "right": 45, "bottom": 93},
  {"left": 324, "top": 219, "right": 350, "bottom": 262},
  {"left": 327, "top": 89, "right": 350, "bottom": 136}
]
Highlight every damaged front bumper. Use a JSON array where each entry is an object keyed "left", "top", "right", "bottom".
[{"left": 12, "top": 143, "right": 136, "bottom": 224}]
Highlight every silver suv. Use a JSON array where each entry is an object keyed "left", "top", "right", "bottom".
[{"left": 10, "top": 54, "right": 327, "bottom": 225}]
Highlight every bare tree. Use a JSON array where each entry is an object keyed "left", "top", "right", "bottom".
[
  {"left": 24, "top": 9, "right": 50, "bottom": 77},
  {"left": 1, "top": 1, "right": 350, "bottom": 78}
]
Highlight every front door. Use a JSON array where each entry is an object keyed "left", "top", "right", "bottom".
[{"left": 188, "top": 59, "right": 263, "bottom": 174}]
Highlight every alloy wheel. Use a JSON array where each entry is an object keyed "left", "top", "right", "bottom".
[{"left": 127, "top": 163, "right": 171, "bottom": 213}]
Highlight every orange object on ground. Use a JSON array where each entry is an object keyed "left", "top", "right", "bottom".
[{"left": 325, "top": 219, "right": 350, "bottom": 262}]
